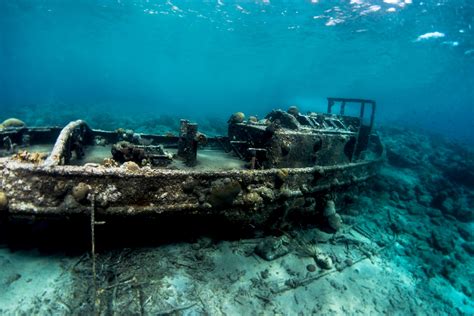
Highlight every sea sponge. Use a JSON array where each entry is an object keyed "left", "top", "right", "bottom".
[
  {"left": 72, "top": 182, "right": 90, "bottom": 202},
  {"left": 0, "top": 191, "right": 8, "bottom": 211},
  {"left": 1, "top": 118, "right": 26, "bottom": 128},
  {"left": 208, "top": 178, "right": 241, "bottom": 207}
]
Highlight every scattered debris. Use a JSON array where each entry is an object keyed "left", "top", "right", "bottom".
[{"left": 255, "top": 236, "right": 290, "bottom": 261}]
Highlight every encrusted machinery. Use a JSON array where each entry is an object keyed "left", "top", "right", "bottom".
[{"left": 228, "top": 98, "right": 382, "bottom": 169}]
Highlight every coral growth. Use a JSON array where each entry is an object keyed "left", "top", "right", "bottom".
[
  {"left": 324, "top": 200, "right": 342, "bottom": 231},
  {"left": 0, "top": 118, "right": 26, "bottom": 129},
  {"left": 228, "top": 112, "right": 245, "bottom": 124},
  {"left": 121, "top": 161, "right": 140, "bottom": 172},
  {"left": 102, "top": 158, "right": 119, "bottom": 168},
  {"left": 71, "top": 182, "right": 90, "bottom": 202},
  {"left": 208, "top": 178, "right": 241, "bottom": 207},
  {"left": 287, "top": 105, "right": 300, "bottom": 116},
  {"left": 12, "top": 151, "right": 47, "bottom": 164}
]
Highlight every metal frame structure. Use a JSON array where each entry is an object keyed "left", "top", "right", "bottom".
[{"left": 327, "top": 97, "right": 376, "bottom": 131}]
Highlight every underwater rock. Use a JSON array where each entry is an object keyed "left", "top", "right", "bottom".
[
  {"left": 390, "top": 191, "right": 400, "bottom": 202},
  {"left": 71, "top": 182, "right": 90, "bottom": 202},
  {"left": 344, "top": 258, "right": 354, "bottom": 266},
  {"left": 208, "top": 178, "right": 241, "bottom": 207},
  {"left": 426, "top": 207, "right": 443, "bottom": 218},
  {"left": 430, "top": 192, "right": 447, "bottom": 210},
  {"left": 430, "top": 193, "right": 473, "bottom": 222},
  {"left": 417, "top": 194, "right": 432, "bottom": 206},
  {"left": 441, "top": 197, "right": 455, "bottom": 213},
  {"left": 386, "top": 148, "right": 418, "bottom": 168},
  {"left": 323, "top": 200, "right": 336, "bottom": 216},
  {"left": 452, "top": 208, "right": 474, "bottom": 223},
  {"left": 327, "top": 214, "right": 343, "bottom": 231},
  {"left": 254, "top": 236, "right": 290, "bottom": 261},
  {"left": 407, "top": 205, "right": 426, "bottom": 216},
  {"left": 5, "top": 273, "right": 21, "bottom": 286},
  {"left": 444, "top": 167, "right": 474, "bottom": 188},
  {"left": 430, "top": 230, "right": 454, "bottom": 255},
  {"left": 404, "top": 188, "right": 417, "bottom": 202},
  {"left": 457, "top": 224, "right": 473, "bottom": 242},
  {"left": 0, "top": 191, "right": 8, "bottom": 211},
  {"left": 461, "top": 242, "right": 474, "bottom": 255},
  {"left": 1, "top": 118, "right": 26, "bottom": 129},
  {"left": 306, "top": 264, "right": 316, "bottom": 272}
]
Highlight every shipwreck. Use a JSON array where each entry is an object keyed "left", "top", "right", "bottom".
[{"left": 0, "top": 98, "right": 383, "bottom": 229}]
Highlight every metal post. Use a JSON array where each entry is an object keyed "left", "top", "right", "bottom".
[
  {"left": 359, "top": 102, "right": 365, "bottom": 120},
  {"left": 369, "top": 102, "right": 376, "bottom": 130},
  {"left": 178, "top": 120, "right": 198, "bottom": 166},
  {"left": 327, "top": 99, "right": 334, "bottom": 114}
]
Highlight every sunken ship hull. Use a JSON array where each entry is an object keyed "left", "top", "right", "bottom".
[{"left": 0, "top": 98, "right": 383, "bottom": 228}]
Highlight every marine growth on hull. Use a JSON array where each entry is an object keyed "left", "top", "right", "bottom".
[{"left": 0, "top": 98, "right": 384, "bottom": 229}]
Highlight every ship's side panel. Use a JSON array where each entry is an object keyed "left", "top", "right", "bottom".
[{"left": 0, "top": 159, "right": 381, "bottom": 227}]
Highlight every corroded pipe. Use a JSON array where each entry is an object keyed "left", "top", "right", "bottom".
[{"left": 43, "top": 120, "right": 89, "bottom": 167}]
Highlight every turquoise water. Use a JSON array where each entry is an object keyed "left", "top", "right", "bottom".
[
  {"left": 1, "top": 0, "right": 473, "bottom": 142},
  {"left": 1, "top": 2, "right": 474, "bottom": 314}
]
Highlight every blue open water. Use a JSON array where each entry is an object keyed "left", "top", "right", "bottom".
[{"left": 1, "top": 0, "right": 473, "bottom": 143}]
